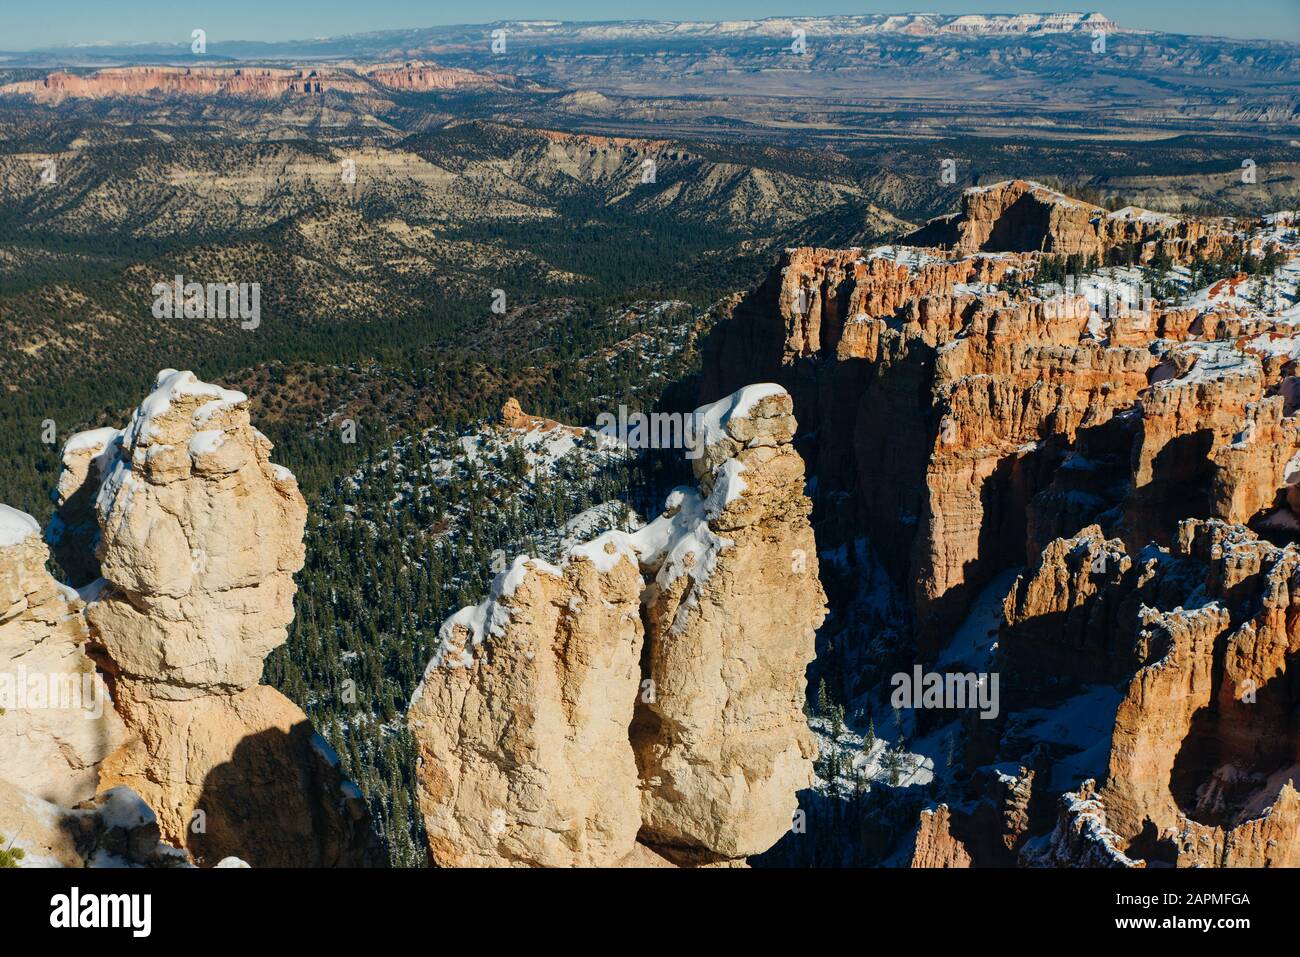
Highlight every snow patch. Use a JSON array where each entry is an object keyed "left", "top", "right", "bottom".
[
  {"left": 704, "top": 458, "right": 747, "bottom": 518},
  {"left": 188, "top": 430, "right": 226, "bottom": 457},
  {"left": 62, "top": 426, "right": 120, "bottom": 456},
  {"left": 0, "top": 505, "right": 40, "bottom": 547},
  {"left": 96, "top": 786, "right": 157, "bottom": 831},
  {"left": 691, "top": 383, "right": 786, "bottom": 451},
  {"left": 124, "top": 369, "right": 246, "bottom": 447}
]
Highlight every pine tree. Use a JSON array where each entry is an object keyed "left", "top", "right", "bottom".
[
  {"left": 881, "top": 747, "right": 901, "bottom": 787},
  {"left": 862, "top": 717, "right": 876, "bottom": 756}
]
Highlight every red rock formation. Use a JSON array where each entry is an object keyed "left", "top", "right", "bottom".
[
  {"left": 362, "top": 62, "right": 508, "bottom": 91},
  {"left": 905, "top": 180, "right": 1236, "bottom": 265},
  {"left": 0, "top": 63, "right": 506, "bottom": 102},
  {"left": 498, "top": 396, "right": 582, "bottom": 436},
  {"left": 701, "top": 188, "right": 1300, "bottom": 868},
  {"left": 999, "top": 520, "right": 1300, "bottom": 867},
  {"left": 1021, "top": 782, "right": 1143, "bottom": 868},
  {"left": 908, "top": 805, "right": 973, "bottom": 867},
  {"left": 703, "top": 196, "right": 1298, "bottom": 654},
  {"left": 702, "top": 244, "right": 1154, "bottom": 651}
]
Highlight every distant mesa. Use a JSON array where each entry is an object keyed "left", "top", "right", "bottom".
[{"left": 0, "top": 62, "right": 513, "bottom": 102}]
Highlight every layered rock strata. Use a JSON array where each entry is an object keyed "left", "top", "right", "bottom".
[
  {"left": 701, "top": 186, "right": 1300, "bottom": 868},
  {"left": 0, "top": 63, "right": 506, "bottom": 102},
  {"left": 905, "top": 179, "right": 1237, "bottom": 264},
  {"left": 702, "top": 194, "right": 1298, "bottom": 652}
]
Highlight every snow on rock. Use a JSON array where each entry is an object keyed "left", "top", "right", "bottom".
[
  {"left": 0, "top": 505, "right": 40, "bottom": 546},
  {"left": 422, "top": 555, "right": 565, "bottom": 672},
  {"left": 427, "top": 384, "right": 796, "bottom": 667},
  {"left": 691, "top": 383, "right": 788, "bottom": 452},
  {"left": 1107, "top": 206, "right": 1180, "bottom": 227},
  {"left": 0, "top": 778, "right": 193, "bottom": 869},
  {"left": 704, "top": 457, "right": 748, "bottom": 518},
  {"left": 44, "top": 371, "right": 379, "bottom": 867},
  {"left": 569, "top": 487, "right": 730, "bottom": 608},
  {"left": 409, "top": 381, "right": 825, "bottom": 866},
  {"left": 123, "top": 369, "right": 247, "bottom": 448},
  {"left": 188, "top": 429, "right": 226, "bottom": 457},
  {"left": 62, "top": 426, "right": 120, "bottom": 455},
  {"left": 96, "top": 786, "right": 158, "bottom": 831}
]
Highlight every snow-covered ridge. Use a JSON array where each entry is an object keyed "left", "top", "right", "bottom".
[
  {"left": 691, "top": 382, "right": 786, "bottom": 451},
  {"left": 498, "top": 13, "right": 1119, "bottom": 39},
  {"left": 416, "top": 383, "right": 790, "bottom": 683}
]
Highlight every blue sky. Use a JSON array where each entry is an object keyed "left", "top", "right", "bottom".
[{"left": 2, "top": 1, "right": 1296, "bottom": 50}]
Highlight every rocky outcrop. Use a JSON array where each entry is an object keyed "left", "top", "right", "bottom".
[
  {"left": 0, "top": 67, "right": 368, "bottom": 101},
  {"left": 702, "top": 243, "right": 1155, "bottom": 652},
  {"left": 905, "top": 765, "right": 1035, "bottom": 867},
  {"left": 908, "top": 805, "right": 973, "bottom": 867},
  {"left": 361, "top": 62, "right": 510, "bottom": 92},
  {"left": 498, "top": 396, "right": 583, "bottom": 436},
  {"left": 905, "top": 180, "right": 1235, "bottom": 264},
  {"left": 1172, "top": 783, "right": 1300, "bottom": 867},
  {"left": 997, "top": 520, "right": 1300, "bottom": 867},
  {"left": 1021, "top": 782, "right": 1143, "bottom": 868},
  {"left": 0, "top": 507, "right": 126, "bottom": 807},
  {"left": 99, "top": 684, "right": 378, "bottom": 867},
  {"left": 73, "top": 371, "right": 306, "bottom": 698},
  {"left": 698, "top": 189, "right": 1300, "bottom": 869},
  {"left": 9, "top": 369, "right": 382, "bottom": 867},
  {"left": 408, "top": 385, "right": 825, "bottom": 866},
  {"left": 702, "top": 195, "right": 1298, "bottom": 654},
  {"left": 0, "top": 777, "right": 193, "bottom": 868},
  {"left": 407, "top": 552, "right": 645, "bottom": 867},
  {"left": 632, "top": 387, "right": 822, "bottom": 863}
]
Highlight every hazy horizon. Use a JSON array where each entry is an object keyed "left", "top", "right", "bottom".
[{"left": 2, "top": 2, "right": 1296, "bottom": 52}]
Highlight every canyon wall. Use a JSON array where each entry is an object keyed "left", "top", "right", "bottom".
[
  {"left": 998, "top": 520, "right": 1300, "bottom": 867},
  {"left": 702, "top": 184, "right": 1300, "bottom": 867},
  {"left": 703, "top": 186, "right": 1289, "bottom": 653}
]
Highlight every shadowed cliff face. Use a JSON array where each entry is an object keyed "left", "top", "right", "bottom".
[
  {"left": 702, "top": 195, "right": 1294, "bottom": 653},
  {"left": 702, "top": 188, "right": 1300, "bottom": 868},
  {"left": 191, "top": 721, "right": 378, "bottom": 868},
  {"left": 994, "top": 521, "right": 1300, "bottom": 868},
  {"left": 701, "top": 242, "right": 1156, "bottom": 653}
]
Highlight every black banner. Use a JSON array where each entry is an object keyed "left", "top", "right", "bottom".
[{"left": 0, "top": 866, "right": 1287, "bottom": 942}]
